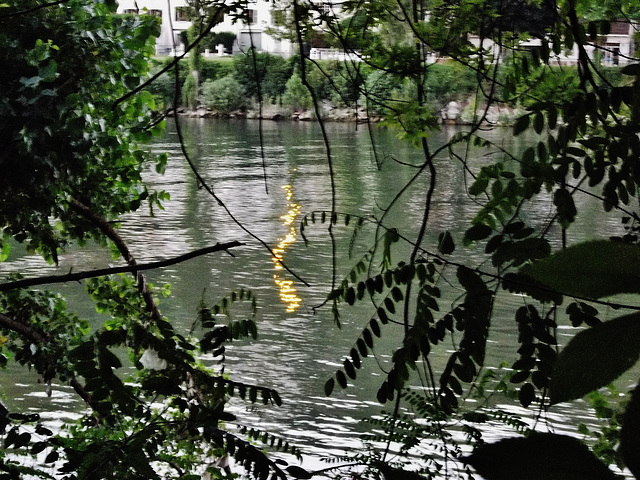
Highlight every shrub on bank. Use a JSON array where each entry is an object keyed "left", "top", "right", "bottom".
[
  {"left": 182, "top": 73, "right": 198, "bottom": 109},
  {"left": 202, "top": 74, "right": 248, "bottom": 112},
  {"left": 148, "top": 52, "right": 599, "bottom": 121},
  {"left": 424, "top": 62, "right": 477, "bottom": 107},
  {"left": 281, "top": 72, "right": 313, "bottom": 110},
  {"left": 146, "top": 69, "right": 179, "bottom": 110},
  {"left": 147, "top": 58, "right": 188, "bottom": 110},
  {"left": 233, "top": 52, "right": 294, "bottom": 100},
  {"left": 361, "top": 69, "right": 404, "bottom": 115},
  {"left": 201, "top": 58, "right": 235, "bottom": 83}
]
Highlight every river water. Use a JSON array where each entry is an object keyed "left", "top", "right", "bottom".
[{"left": 1, "top": 118, "right": 636, "bottom": 478}]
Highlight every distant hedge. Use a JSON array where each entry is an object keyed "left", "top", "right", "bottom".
[{"left": 146, "top": 53, "right": 622, "bottom": 116}]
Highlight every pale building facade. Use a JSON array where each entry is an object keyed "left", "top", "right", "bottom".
[
  {"left": 116, "top": 0, "right": 296, "bottom": 56},
  {"left": 468, "top": 21, "right": 637, "bottom": 66}
]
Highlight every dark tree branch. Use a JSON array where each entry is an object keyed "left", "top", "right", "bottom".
[
  {"left": 69, "top": 198, "right": 162, "bottom": 323},
  {"left": 0, "top": 313, "right": 93, "bottom": 405},
  {"left": 0, "top": 0, "right": 69, "bottom": 19},
  {"left": 70, "top": 378, "right": 93, "bottom": 405},
  {"left": 0, "top": 242, "right": 242, "bottom": 292},
  {"left": 0, "top": 313, "right": 49, "bottom": 343}
]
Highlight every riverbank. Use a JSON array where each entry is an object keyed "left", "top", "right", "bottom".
[
  {"left": 150, "top": 55, "right": 524, "bottom": 126},
  {"left": 176, "top": 96, "right": 522, "bottom": 126}
]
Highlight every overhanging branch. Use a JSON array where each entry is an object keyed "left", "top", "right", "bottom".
[
  {"left": 0, "top": 313, "right": 49, "bottom": 343},
  {"left": 0, "top": 242, "right": 242, "bottom": 292}
]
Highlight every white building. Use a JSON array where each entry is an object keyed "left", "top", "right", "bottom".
[
  {"left": 468, "top": 21, "right": 637, "bottom": 66},
  {"left": 116, "top": 0, "right": 323, "bottom": 56}
]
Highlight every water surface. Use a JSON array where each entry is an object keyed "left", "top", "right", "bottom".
[{"left": 1, "top": 118, "right": 635, "bottom": 477}]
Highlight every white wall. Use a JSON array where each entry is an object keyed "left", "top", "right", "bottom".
[{"left": 116, "top": 0, "right": 296, "bottom": 56}]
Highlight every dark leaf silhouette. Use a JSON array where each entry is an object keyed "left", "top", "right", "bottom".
[
  {"left": 463, "top": 433, "right": 617, "bottom": 480},
  {"left": 549, "top": 312, "right": 640, "bottom": 405}
]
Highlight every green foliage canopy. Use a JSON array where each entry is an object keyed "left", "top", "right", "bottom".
[
  {"left": 0, "top": 2, "right": 304, "bottom": 479},
  {"left": 0, "top": 0, "right": 165, "bottom": 261}
]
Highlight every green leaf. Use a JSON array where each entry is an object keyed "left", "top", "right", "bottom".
[
  {"left": 44, "top": 451, "right": 59, "bottom": 464},
  {"left": 369, "top": 318, "right": 381, "bottom": 337},
  {"left": 350, "top": 348, "right": 361, "bottom": 368},
  {"left": 363, "top": 328, "right": 374, "bottom": 348},
  {"left": 553, "top": 188, "right": 577, "bottom": 228},
  {"left": 438, "top": 230, "right": 455, "bottom": 254},
  {"left": 548, "top": 105, "right": 558, "bottom": 129},
  {"left": 513, "top": 114, "right": 530, "bottom": 136},
  {"left": 31, "top": 442, "right": 48, "bottom": 455},
  {"left": 518, "top": 382, "right": 535, "bottom": 407},
  {"left": 357, "top": 338, "right": 368, "bottom": 357},
  {"left": 464, "top": 224, "right": 492, "bottom": 242},
  {"left": 520, "top": 240, "right": 640, "bottom": 300},
  {"left": 343, "top": 358, "right": 356, "bottom": 379},
  {"left": 533, "top": 111, "right": 544, "bottom": 134},
  {"left": 620, "top": 385, "right": 640, "bottom": 479},
  {"left": 345, "top": 287, "right": 356, "bottom": 305},
  {"left": 0, "top": 242, "right": 10, "bottom": 262},
  {"left": 286, "top": 465, "right": 313, "bottom": 479},
  {"left": 549, "top": 312, "right": 640, "bottom": 405},
  {"left": 621, "top": 63, "right": 640, "bottom": 76},
  {"left": 463, "top": 433, "right": 617, "bottom": 480},
  {"left": 469, "top": 176, "right": 489, "bottom": 196},
  {"left": 324, "top": 377, "right": 336, "bottom": 397},
  {"left": 39, "top": 59, "right": 57, "bottom": 82}
]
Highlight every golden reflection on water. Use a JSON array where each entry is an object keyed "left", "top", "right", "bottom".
[{"left": 272, "top": 184, "right": 302, "bottom": 312}]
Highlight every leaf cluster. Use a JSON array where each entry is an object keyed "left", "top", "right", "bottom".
[{"left": 0, "top": 0, "right": 167, "bottom": 262}]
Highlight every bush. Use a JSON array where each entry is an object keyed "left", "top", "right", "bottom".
[
  {"left": 204, "top": 31, "right": 236, "bottom": 53},
  {"left": 146, "top": 70, "right": 179, "bottom": 110},
  {"left": 361, "top": 69, "right": 403, "bottom": 114},
  {"left": 423, "top": 62, "right": 477, "bottom": 106},
  {"left": 202, "top": 75, "right": 248, "bottom": 112},
  {"left": 146, "top": 59, "right": 188, "bottom": 109},
  {"left": 329, "top": 62, "right": 365, "bottom": 107},
  {"left": 201, "top": 58, "right": 236, "bottom": 83},
  {"left": 281, "top": 72, "right": 313, "bottom": 110},
  {"left": 182, "top": 73, "right": 198, "bottom": 109},
  {"left": 521, "top": 65, "right": 581, "bottom": 108},
  {"left": 263, "top": 56, "right": 294, "bottom": 101},
  {"left": 234, "top": 51, "right": 293, "bottom": 100},
  {"left": 597, "top": 65, "right": 625, "bottom": 87}
]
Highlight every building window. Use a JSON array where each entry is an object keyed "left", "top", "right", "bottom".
[
  {"left": 245, "top": 9, "right": 257, "bottom": 24},
  {"left": 175, "top": 7, "right": 190, "bottom": 21},
  {"left": 148, "top": 9, "right": 162, "bottom": 17},
  {"left": 123, "top": 8, "right": 138, "bottom": 14},
  {"left": 604, "top": 45, "right": 620, "bottom": 65}
]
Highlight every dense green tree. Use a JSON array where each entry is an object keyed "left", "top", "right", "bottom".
[
  {"left": 0, "top": 0, "right": 164, "bottom": 260},
  {"left": 298, "top": 0, "right": 640, "bottom": 478},
  {"left": 204, "top": 31, "right": 237, "bottom": 53},
  {"left": 0, "top": 2, "right": 304, "bottom": 479}
]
